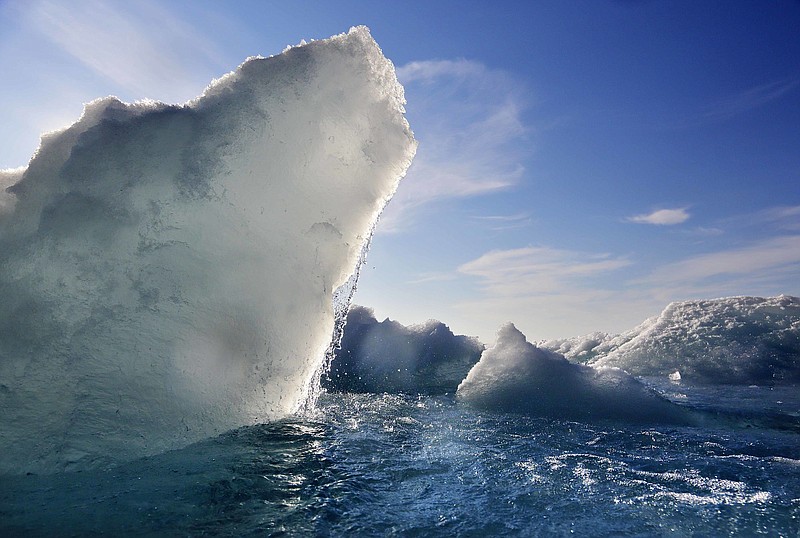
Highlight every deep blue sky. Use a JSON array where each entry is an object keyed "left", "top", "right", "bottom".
[{"left": 2, "top": 0, "right": 799, "bottom": 340}]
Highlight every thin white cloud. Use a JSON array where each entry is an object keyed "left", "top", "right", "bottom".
[
  {"left": 626, "top": 207, "right": 690, "bottom": 226},
  {"left": 378, "top": 59, "right": 530, "bottom": 233},
  {"left": 702, "top": 78, "right": 799, "bottom": 122},
  {"left": 750, "top": 205, "right": 800, "bottom": 231},
  {"left": 471, "top": 212, "right": 532, "bottom": 231},
  {"left": 22, "top": 0, "right": 228, "bottom": 102},
  {"left": 439, "top": 246, "right": 639, "bottom": 340},
  {"left": 458, "top": 246, "right": 630, "bottom": 297},
  {"left": 682, "top": 226, "right": 724, "bottom": 238},
  {"left": 668, "top": 77, "right": 800, "bottom": 129},
  {"left": 449, "top": 247, "right": 642, "bottom": 340},
  {"left": 471, "top": 212, "right": 531, "bottom": 222},
  {"left": 397, "top": 59, "right": 487, "bottom": 84},
  {"left": 639, "top": 235, "right": 800, "bottom": 289},
  {"left": 407, "top": 272, "right": 457, "bottom": 285}
]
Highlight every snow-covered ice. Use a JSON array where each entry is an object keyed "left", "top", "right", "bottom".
[
  {"left": 543, "top": 296, "right": 800, "bottom": 385},
  {"left": 457, "top": 323, "right": 692, "bottom": 423}
]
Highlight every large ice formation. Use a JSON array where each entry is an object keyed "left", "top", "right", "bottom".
[
  {"left": 456, "top": 323, "right": 692, "bottom": 423},
  {"left": 552, "top": 296, "right": 800, "bottom": 385},
  {"left": 0, "top": 27, "right": 415, "bottom": 473},
  {"left": 323, "top": 305, "right": 483, "bottom": 394}
]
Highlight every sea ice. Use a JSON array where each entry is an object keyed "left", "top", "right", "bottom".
[
  {"left": 324, "top": 305, "right": 483, "bottom": 394},
  {"left": 0, "top": 27, "right": 415, "bottom": 473},
  {"left": 456, "top": 323, "right": 692, "bottom": 423},
  {"left": 587, "top": 295, "right": 800, "bottom": 384}
]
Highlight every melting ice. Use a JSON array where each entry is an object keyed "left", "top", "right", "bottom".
[
  {"left": 455, "top": 323, "right": 693, "bottom": 424},
  {"left": 323, "top": 305, "right": 483, "bottom": 394},
  {"left": 542, "top": 295, "right": 800, "bottom": 384},
  {"left": 0, "top": 27, "right": 415, "bottom": 474}
]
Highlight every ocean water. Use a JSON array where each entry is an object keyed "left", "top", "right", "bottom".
[{"left": 3, "top": 382, "right": 798, "bottom": 537}]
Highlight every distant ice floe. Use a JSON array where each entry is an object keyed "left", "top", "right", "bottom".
[
  {"left": 0, "top": 27, "right": 415, "bottom": 474},
  {"left": 323, "top": 305, "right": 483, "bottom": 394},
  {"left": 542, "top": 295, "right": 800, "bottom": 385},
  {"left": 456, "top": 323, "right": 693, "bottom": 424},
  {"left": 327, "top": 294, "right": 799, "bottom": 420}
]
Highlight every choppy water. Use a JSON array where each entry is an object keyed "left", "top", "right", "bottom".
[{"left": 2, "top": 383, "right": 799, "bottom": 537}]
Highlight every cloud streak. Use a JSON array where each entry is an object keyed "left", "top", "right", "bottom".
[
  {"left": 449, "top": 246, "right": 643, "bottom": 340},
  {"left": 701, "top": 78, "right": 800, "bottom": 122},
  {"left": 378, "top": 59, "right": 530, "bottom": 233},
  {"left": 471, "top": 212, "right": 532, "bottom": 231},
  {"left": 669, "top": 77, "right": 800, "bottom": 129},
  {"left": 21, "top": 0, "right": 228, "bottom": 102},
  {"left": 459, "top": 246, "right": 631, "bottom": 297},
  {"left": 749, "top": 205, "right": 800, "bottom": 232},
  {"left": 640, "top": 235, "right": 800, "bottom": 290},
  {"left": 626, "top": 207, "right": 690, "bottom": 225}
]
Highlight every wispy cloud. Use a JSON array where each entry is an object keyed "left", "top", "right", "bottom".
[
  {"left": 640, "top": 235, "right": 800, "bottom": 287},
  {"left": 397, "top": 59, "right": 486, "bottom": 83},
  {"left": 707, "top": 204, "right": 800, "bottom": 235},
  {"left": 626, "top": 207, "right": 690, "bottom": 225},
  {"left": 701, "top": 78, "right": 800, "bottom": 122},
  {"left": 450, "top": 246, "right": 642, "bottom": 340},
  {"left": 470, "top": 212, "right": 532, "bottom": 231},
  {"left": 681, "top": 226, "right": 725, "bottom": 238},
  {"left": 669, "top": 77, "right": 800, "bottom": 129},
  {"left": 407, "top": 272, "right": 457, "bottom": 285},
  {"left": 459, "top": 246, "right": 630, "bottom": 297},
  {"left": 749, "top": 205, "right": 800, "bottom": 231},
  {"left": 22, "top": 0, "right": 228, "bottom": 102},
  {"left": 378, "top": 59, "right": 530, "bottom": 233}
]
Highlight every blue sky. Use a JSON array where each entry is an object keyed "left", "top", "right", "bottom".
[{"left": 1, "top": 0, "right": 799, "bottom": 341}]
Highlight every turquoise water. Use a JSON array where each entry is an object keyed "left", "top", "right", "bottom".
[{"left": 2, "top": 384, "right": 799, "bottom": 537}]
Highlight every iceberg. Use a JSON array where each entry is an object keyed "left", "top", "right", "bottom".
[
  {"left": 456, "top": 323, "right": 693, "bottom": 423},
  {"left": 323, "top": 305, "right": 483, "bottom": 394},
  {"left": 0, "top": 27, "right": 415, "bottom": 473},
  {"left": 586, "top": 295, "right": 800, "bottom": 384},
  {"left": 540, "top": 331, "right": 613, "bottom": 364}
]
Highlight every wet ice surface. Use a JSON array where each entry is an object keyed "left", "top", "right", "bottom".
[
  {"left": 0, "top": 26, "right": 415, "bottom": 473},
  {"left": 2, "top": 385, "right": 798, "bottom": 537}
]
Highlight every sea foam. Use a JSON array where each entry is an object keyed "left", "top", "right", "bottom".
[{"left": 0, "top": 27, "right": 415, "bottom": 473}]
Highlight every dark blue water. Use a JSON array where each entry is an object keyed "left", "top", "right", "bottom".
[{"left": 2, "top": 384, "right": 799, "bottom": 537}]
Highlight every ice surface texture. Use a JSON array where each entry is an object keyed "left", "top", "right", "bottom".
[
  {"left": 0, "top": 27, "right": 415, "bottom": 474},
  {"left": 544, "top": 296, "right": 800, "bottom": 384},
  {"left": 457, "top": 323, "right": 692, "bottom": 423},
  {"left": 323, "top": 305, "right": 483, "bottom": 394}
]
